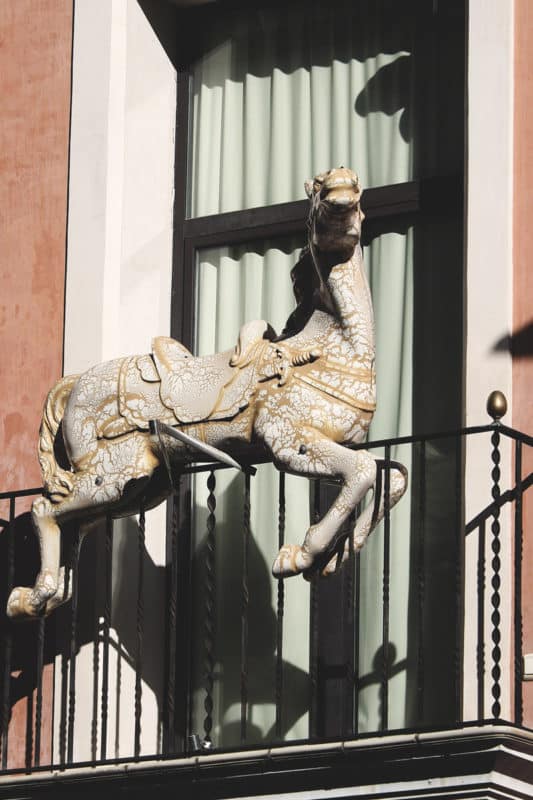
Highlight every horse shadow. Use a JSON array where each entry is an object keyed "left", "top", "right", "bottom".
[
  {"left": 0, "top": 513, "right": 45, "bottom": 710},
  {"left": 0, "top": 512, "right": 83, "bottom": 727},
  {"left": 109, "top": 476, "right": 311, "bottom": 749},
  {"left": 0, "top": 499, "right": 310, "bottom": 751},
  {"left": 0, "top": 506, "right": 410, "bottom": 754}
]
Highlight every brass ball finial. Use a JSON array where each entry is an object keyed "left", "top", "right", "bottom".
[{"left": 487, "top": 390, "right": 507, "bottom": 422}]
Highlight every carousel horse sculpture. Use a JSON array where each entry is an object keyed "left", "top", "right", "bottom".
[{"left": 7, "top": 167, "right": 407, "bottom": 620}]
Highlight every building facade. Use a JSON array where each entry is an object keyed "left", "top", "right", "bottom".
[{"left": 0, "top": 0, "right": 532, "bottom": 797}]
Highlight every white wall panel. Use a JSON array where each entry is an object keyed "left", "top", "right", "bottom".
[{"left": 59, "top": 0, "right": 176, "bottom": 760}]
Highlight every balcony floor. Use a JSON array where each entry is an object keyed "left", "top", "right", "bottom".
[{"left": 1, "top": 724, "right": 532, "bottom": 799}]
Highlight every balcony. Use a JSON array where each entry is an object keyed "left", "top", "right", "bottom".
[{"left": 0, "top": 412, "right": 532, "bottom": 799}]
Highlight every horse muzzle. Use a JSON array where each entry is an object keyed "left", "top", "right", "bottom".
[
  {"left": 319, "top": 169, "right": 361, "bottom": 211},
  {"left": 321, "top": 189, "right": 359, "bottom": 211}
]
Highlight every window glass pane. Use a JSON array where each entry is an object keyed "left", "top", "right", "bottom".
[
  {"left": 190, "top": 230, "right": 416, "bottom": 744},
  {"left": 188, "top": 0, "right": 464, "bottom": 216},
  {"left": 195, "top": 238, "right": 304, "bottom": 352}
]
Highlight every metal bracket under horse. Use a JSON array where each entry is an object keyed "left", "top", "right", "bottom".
[{"left": 6, "top": 167, "right": 408, "bottom": 620}]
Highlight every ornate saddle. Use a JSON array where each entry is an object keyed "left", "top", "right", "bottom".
[{"left": 116, "top": 320, "right": 285, "bottom": 430}]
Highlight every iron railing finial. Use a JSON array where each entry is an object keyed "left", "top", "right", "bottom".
[{"left": 487, "top": 390, "right": 507, "bottom": 424}]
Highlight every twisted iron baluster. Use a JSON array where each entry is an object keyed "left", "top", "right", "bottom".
[
  {"left": 203, "top": 472, "right": 216, "bottom": 747},
  {"left": 309, "top": 481, "right": 321, "bottom": 739},
  {"left": 344, "top": 510, "right": 356, "bottom": 737},
  {"left": 353, "top": 548, "right": 361, "bottom": 736},
  {"left": 67, "top": 529, "right": 82, "bottom": 764},
  {"left": 58, "top": 545, "right": 73, "bottom": 766},
  {"left": 34, "top": 618, "right": 45, "bottom": 767},
  {"left": 514, "top": 440, "right": 523, "bottom": 725},
  {"left": 166, "top": 488, "right": 180, "bottom": 754},
  {"left": 454, "top": 440, "right": 464, "bottom": 724},
  {"left": 275, "top": 472, "right": 286, "bottom": 740},
  {"left": 477, "top": 522, "right": 486, "bottom": 720},
  {"left": 24, "top": 685, "right": 34, "bottom": 771},
  {"left": 59, "top": 647, "right": 68, "bottom": 766},
  {"left": 91, "top": 534, "right": 102, "bottom": 763},
  {"left": 240, "top": 473, "right": 251, "bottom": 745},
  {"left": 100, "top": 515, "right": 113, "bottom": 761},
  {"left": 91, "top": 623, "right": 100, "bottom": 763},
  {"left": 1, "top": 496, "right": 16, "bottom": 769},
  {"left": 490, "top": 430, "right": 502, "bottom": 719},
  {"left": 416, "top": 442, "right": 426, "bottom": 724},
  {"left": 134, "top": 501, "right": 146, "bottom": 759},
  {"left": 381, "top": 450, "right": 391, "bottom": 732}
]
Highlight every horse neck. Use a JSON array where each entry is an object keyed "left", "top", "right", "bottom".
[{"left": 324, "top": 244, "right": 374, "bottom": 365}]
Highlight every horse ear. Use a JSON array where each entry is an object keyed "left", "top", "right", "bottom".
[
  {"left": 358, "top": 187, "right": 364, "bottom": 221},
  {"left": 304, "top": 179, "right": 314, "bottom": 198}
]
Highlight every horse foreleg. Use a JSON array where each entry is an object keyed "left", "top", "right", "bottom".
[
  {"left": 322, "top": 460, "right": 408, "bottom": 577},
  {"left": 269, "top": 432, "right": 377, "bottom": 577}
]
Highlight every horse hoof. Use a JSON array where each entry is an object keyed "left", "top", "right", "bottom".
[
  {"left": 321, "top": 546, "right": 348, "bottom": 577},
  {"left": 44, "top": 594, "right": 69, "bottom": 615},
  {"left": 272, "top": 545, "right": 311, "bottom": 578},
  {"left": 6, "top": 587, "right": 42, "bottom": 620},
  {"left": 321, "top": 557, "right": 340, "bottom": 578}
]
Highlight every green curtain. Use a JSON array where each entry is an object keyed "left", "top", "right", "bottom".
[{"left": 189, "top": 2, "right": 414, "bottom": 217}]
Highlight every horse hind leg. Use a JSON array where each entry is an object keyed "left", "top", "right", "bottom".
[
  {"left": 7, "top": 437, "right": 158, "bottom": 620},
  {"left": 322, "top": 459, "right": 408, "bottom": 577},
  {"left": 7, "top": 478, "right": 123, "bottom": 620},
  {"left": 7, "top": 495, "right": 64, "bottom": 619},
  {"left": 6, "top": 491, "right": 91, "bottom": 620}
]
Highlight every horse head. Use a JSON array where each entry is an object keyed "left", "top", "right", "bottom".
[{"left": 305, "top": 167, "right": 364, "bottom": 274}]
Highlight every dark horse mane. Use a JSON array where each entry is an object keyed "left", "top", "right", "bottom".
[{"left": 277, "top": 246, "right": 325, "bottom": 340}]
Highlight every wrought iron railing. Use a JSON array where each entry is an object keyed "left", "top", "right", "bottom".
[{"left": 0, "top": 413, "right": 531, "bottom": 775}]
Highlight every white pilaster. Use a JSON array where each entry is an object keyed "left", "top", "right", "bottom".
[
  {"left": 60, "top": 0, "right": 176, "bottom": 761},
  {"left": 464, "top": 0, "right": 514, "bottom": 721}
]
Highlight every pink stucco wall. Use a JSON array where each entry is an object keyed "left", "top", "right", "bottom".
[
  {"left": 0, "top": 0, "right": 73, "bottom": 492},
  {"left": 514, "top": 0, "right": 533, "bottom": 729},
  {"left": 0, "top": 0, "right": 73, "bottom": 768}
]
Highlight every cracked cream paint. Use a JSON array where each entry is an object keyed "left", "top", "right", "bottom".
[{"left": 7, "top": 167, "right": 407, "bottom": 619}]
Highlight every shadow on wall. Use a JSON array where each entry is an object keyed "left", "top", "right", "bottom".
[
  {"left": 493, "top": 320, "right": 533, "bottom": 358},
  {"left": 0, "top": 506, "right": 310, "bottom": 750},
  {"left": 0, "top": 513, "right": 48, "bottom": 723}
]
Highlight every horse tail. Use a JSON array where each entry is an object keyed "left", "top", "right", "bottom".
[{"left": 38, "top": 374, "right": 79, "bottom": 501}]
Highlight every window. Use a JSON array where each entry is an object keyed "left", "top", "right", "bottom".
[{"left": 169, "top": 0, "right": 465, "bottom": 749}]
